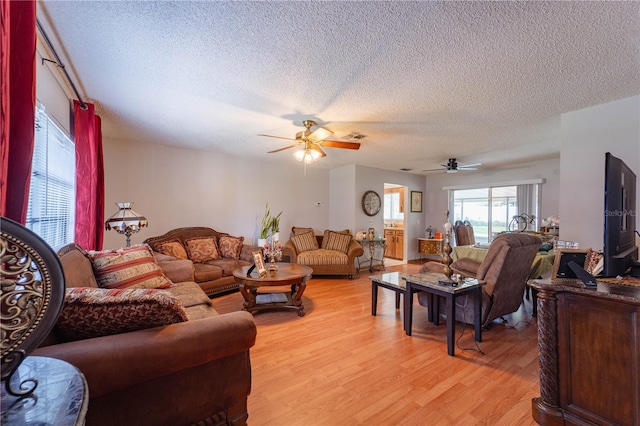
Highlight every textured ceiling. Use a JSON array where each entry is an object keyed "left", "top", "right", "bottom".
[{"left": 38, "top": 1, "right": 640, "bottom": 174}]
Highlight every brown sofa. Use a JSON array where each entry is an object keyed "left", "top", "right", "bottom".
[
  {"left": 34, "top": 243, "right": 257, "bottom": 426},
  {"left": 144, "top": 227, "right": 263, "bottom": 297},
  {"left": 282, "top": 227, "right": 364, "bottom": 279}
]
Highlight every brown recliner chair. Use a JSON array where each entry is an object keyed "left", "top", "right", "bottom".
[{"left": 418, "top": 233, "right": 541, "bottom": 328}]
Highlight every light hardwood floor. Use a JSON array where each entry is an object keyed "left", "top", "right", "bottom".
[{"left": 213, "top": 263, "right": 540, "bottom": 426}]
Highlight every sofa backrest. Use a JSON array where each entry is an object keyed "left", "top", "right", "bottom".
[
  {"left": 144, "top": 227, "right": 227, "bottom": 252},
  {"left": 58, "top": 243, "right": 99, "bottom": 288}
]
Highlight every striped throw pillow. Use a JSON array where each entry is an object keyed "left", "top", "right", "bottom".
[
  {"left": 321, "top": 230, "right": 352, "bottom": 254},
  {"left": 291, "top": 231, "right": 319, "bottom": 253},
  {"left": 88, "top": 244, "right": 172, "bottom": 290}
]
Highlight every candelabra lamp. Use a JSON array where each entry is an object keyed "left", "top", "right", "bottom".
[
  {"left": 105, "top": 202, "right": 148, "bottom": 247},
  {"left": 263, "top": 236, "right": 282, "bottom": 272},
  {"left": 442, "top": 211, "right": 453, "bottom": 279}
]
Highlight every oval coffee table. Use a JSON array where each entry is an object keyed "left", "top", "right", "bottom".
[{"left": 233, "top": 263, "right": 312, "bottom": 316}]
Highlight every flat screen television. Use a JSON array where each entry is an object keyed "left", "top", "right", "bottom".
[{"left": 603, "top": 152, "right": 639, "bottom": 277}]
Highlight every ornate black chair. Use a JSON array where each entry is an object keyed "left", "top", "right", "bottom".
[{"left": 1, "top": 217, "right": 65, "bottom": 396}]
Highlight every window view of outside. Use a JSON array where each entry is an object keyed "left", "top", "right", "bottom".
[
  {"left": 384, "top": 191, "right": 404, "bottom": 223},
  {"left": 452, "top": 186, "right": 517, "bottom": 244},
  {"left": 26, "top": 105, "right": 76, "bottom": 248}
]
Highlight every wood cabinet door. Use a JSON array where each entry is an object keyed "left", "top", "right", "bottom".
[
  {"left": 396, "top": 231, "right": 404, "bottom": 260},
  {"left": 384, "top": 230, "right": 395, "bottom": 258}
]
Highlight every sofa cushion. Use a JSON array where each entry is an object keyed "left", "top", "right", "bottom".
[
  {"left": 206, "top": 258, "right": 250, "bottom": 276},
  {"left": 218, "top": 235, "right": 244, "bottom": 259},
  {"left": 298, "top": 249, "right": 349, "bottom": 266},
  {"left": 193, "top": 263, "right": 224, "bottom": 282},
  {"left": 291, "top": 231, "right": 319, "bottom": 253},
  {"left": 56, "top": 287, "right": 189, "bottom": 341},
  {"left": 156, "top": 239, "right": 188, "bottom": 260},
  {"left": 292, "top": 226, "right": 314, "bottom": 236},
  {"left": 89, "top": 245, "right": 173, "bottom": 290},
  {"left": 59, "top": 245, "right": 99, "bottom": 288},
  {"left": 184, "top": 237, "right": 221, "bottom": 262},
  {"left": 321, "top": 230, "right": 353, "bottom": 254},
  {"left": 165, "top": 282, "right": 213, "bottom": 308}
]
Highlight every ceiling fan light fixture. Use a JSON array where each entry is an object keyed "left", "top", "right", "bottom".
[{"left": 294, "top": 148, "right": 320, "bottom": 164}]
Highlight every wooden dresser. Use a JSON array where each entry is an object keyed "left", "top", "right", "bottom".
[{"left": 528, "top": 279, "right": 640, "bottom": 425}]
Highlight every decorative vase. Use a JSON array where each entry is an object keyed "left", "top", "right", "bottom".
[{"left": 258, "top": 238, "right": 267, "bottom": 249}]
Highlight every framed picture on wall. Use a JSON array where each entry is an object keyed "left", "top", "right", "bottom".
[{"left": 410, "top": 191, "right": 422, "bottom": 213}]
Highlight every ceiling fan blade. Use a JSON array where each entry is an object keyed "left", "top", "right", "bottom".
[
  {"left": 320, "top": 140, "right": 361, "bottom": 150},
  {"left": 459, "top": 162, "right": 482, "bottom": 168},
  {"left": 308, "top": 127, "right": 333, "bottom": 142},
  {"left": 267, "top": 145, "right": 297, "bottom": 153},
  {"left": 311, "top": 145, "right": 327, "bottom": 158},
  {"left": 422, "top": 168, "right": 445, "bottom": 172},
  {"left": 258, "top": 134, "right": 297, "bottom": 141}
]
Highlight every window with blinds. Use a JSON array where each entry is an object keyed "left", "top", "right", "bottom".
[{"left": 26, "top": 104, "right": 76, "bottom": 248}]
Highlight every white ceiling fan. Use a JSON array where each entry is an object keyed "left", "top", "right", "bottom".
[{"left": 423, "top": 158, "right": 482, "bottom": 173}]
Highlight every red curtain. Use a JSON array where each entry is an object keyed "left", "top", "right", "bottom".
[
  {"left": 0, "top": 0, "right": 36, "bottom": 224},
  {"left": 74, "top": 100, "right": 104, "bottom": 250}
]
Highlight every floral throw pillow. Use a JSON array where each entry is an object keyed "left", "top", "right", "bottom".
[
  {"left": 184, "top": 237, "right": 221, "bottom": 263},
  {"left": 88, "top": 244, "right": 172, "bottom": 290},
  {"left": 218, "top": 235, "right": 244, "bottom": 259},
  {"left": 56, "top": 287, "right": 189, "bottom": 341},
  {"left": 156, "top": 240, "right": 188, "bottom": 260}
]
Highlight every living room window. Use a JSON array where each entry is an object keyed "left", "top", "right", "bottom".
[
  {"left": 449, "top": 183, "right": 539, "bottom": 244},
  {"left": 26, "top": 104, "right": 76, "bottom": 247}
]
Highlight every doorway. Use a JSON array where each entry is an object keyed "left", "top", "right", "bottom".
[{"left": 383, "top": 183, "right": 407, "bottom": 264}]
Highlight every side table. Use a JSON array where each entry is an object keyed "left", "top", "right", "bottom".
[
  {"left": 1, "top": 356, "right": 88, "bottom": 425},
  {"left": 418, "top": 238, "right": 443, "bottom": 261},
  {"left": 356, "top": 237, "right": 387, "bottom": 272},
  {"left": 404, "top": 272, "right": 486, "bottom": 356},
  {"left": 369, "top": 272, "right": 408, "bottom": 333}
]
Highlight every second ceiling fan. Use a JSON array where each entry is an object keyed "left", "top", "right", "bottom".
[
  {"left": 423, "top": 158, "right": 482, "bottom": 173},
  {"left": 259, "top": 120, "right": 361, "bottom": 163}
]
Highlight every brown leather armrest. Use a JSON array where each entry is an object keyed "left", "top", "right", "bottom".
[
  {"left": 450, "top": 257, "right": 482, "bottom": 277},
  {"left": 240, "top": 243, "right": 263, "bottom": 262},
  {"left": 346, "top": 240, "right": 365, "bottom": 260},
  {"left": 282, "top": 240, "right": 298, "bottom": 263},
  {"left": 33, "top": 311, "right": 256, "bottom": 398}
]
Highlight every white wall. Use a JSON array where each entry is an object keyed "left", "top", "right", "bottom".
[
  {"left": 424, "top": 157, "right": 561, "bottom": 238},
  {"left": 560, "top": 95, "right": 640, "bottom": 250},
  {"left": 329, "top": 165, "right": 357, "bottom": 232},
  {"left": 102, "top": 138, "right": 330, "bottom": 249},
  {"left": 352, "top": 165, "right": 426, "bottom": 260}
]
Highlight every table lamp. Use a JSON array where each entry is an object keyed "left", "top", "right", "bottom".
[{"left": 105, "top": 202, "right": 148, "bottom": 247}]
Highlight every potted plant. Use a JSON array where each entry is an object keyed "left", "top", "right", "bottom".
[
  {"left": 258, "top": 204, "right": 271, "bottom": 247},
  {"left": 270, "top": 210, "right": 282, "bottom": 243}
]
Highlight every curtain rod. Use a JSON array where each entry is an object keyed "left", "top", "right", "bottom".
[{"left": 36, "top": 18, "right": 88, "bottom": 110}]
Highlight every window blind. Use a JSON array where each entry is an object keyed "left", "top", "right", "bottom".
[{"left": 26, "top": 104, "right": 76, "bottom": 248}]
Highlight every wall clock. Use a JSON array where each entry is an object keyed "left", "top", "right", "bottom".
[{"left": 361, "top": 190, "right": 381, "bottom": 216}]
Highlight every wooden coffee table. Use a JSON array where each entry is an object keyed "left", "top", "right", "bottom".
[{"left": 233, "top": 263, "right": 312, "bottom": 316}]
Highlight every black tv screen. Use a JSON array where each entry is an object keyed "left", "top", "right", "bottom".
[{"left": 603, "top": 152, "right": 638, "bottom": 277}]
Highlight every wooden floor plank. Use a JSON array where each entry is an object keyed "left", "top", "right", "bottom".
[{"left": 212, "top": 263, "right": 540, "bottom": 425}]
